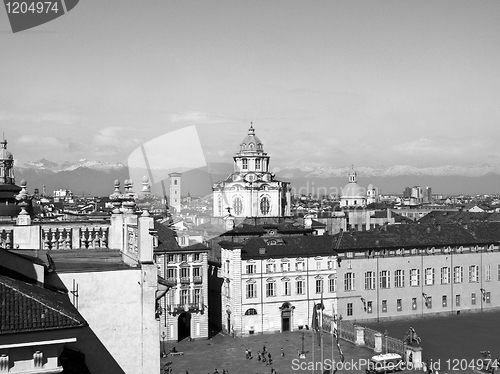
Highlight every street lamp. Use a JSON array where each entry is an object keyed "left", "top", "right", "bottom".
[
  {"left": 161, "top": 331, "right": 167, "bottom": 357},
  {"left": 299, "top": 331, "right": 307, "bottom": 358}
]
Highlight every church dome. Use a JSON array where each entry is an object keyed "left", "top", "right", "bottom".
[
  {"left": 341, "top": 182, "right": 365, "bottom": 198},
  {"left": 240, "top": 124, "right": 263, "bottom": 153},
  {"left": 0, "top": 140, "right": 13, "bottom": 160}
]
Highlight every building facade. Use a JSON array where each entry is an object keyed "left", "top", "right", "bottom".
[
  {"left": 218, "top": 234, "right": 338, "bottom": 336},
  {"left": 154, "top": 223, "right": 210, "bottom": 343},
  {"left": 212, "top": 125, "right": 291, "bottom": 218},
  {"left": 334, "top": 223, "right": 500, "bottom": 322}
]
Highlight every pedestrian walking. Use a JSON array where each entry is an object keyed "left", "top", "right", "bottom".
[
  {"left": 280, "top": 347, "right": 284, "bottom": 357},
  {"left": 262, "top": 345, "right": 266, "bottom": 353},
  {"left": 245, "top": 349, "right": 249, "bottom": 359},
  {"left": 268, "top": 352, "right": 272, "bottom": 361},
  {"left": 257, "top": 351, "right": 261, "bottom": 361}
]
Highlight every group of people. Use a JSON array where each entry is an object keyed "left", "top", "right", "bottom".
[{"left": 244, "top": 345, "right": 280, "bottom": 373}]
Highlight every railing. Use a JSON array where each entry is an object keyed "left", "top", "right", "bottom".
[
  {"left": 166, "top": 278, "right": 177, "bottom": 286},
  {"left": 364, "top": 327, "right": 377, "bottom": 350},
  {"left": 193, "top": 276, "right": 203, "bottom": 284},
  {"left": 385, "top": 335, "right": 405, "bottom": 355},
  {"left": 180, "top": 277, "right": 190, "bottom": 284},
  {"left": 339, "top": 319, "right": 356, "bottom": 344}
]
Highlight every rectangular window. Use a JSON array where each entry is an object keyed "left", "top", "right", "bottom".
[
  {"left": 382, "top": 300, "right": 387, "bottom": 313},
  {"left": 283, "top": 280, "right": 290, "bottom": 296},
  {"left": 180, "top": 267, "right": 189, "bottom": 278},
  {"left": 193, "top": 267, "right": 201, "bottom": 278},
  {"left": 424, "top": 268, "right": 435, "bottom": 285},
  {"left": 456, "top": 294, "right": 461, "bottom": 306},
  {"left": 181, "top": 289, "right": 190, "bottom": 305},
  {"left": 316, "top": 261, "right": 321, "bottom": 271},
  {"left": 344, "top": 273, "right": 355, "bottom": 291},
  {"left": 296, "top": 280, "right": 304, "bottom": 295},
  {"left": 395, "top": 270, "right": 404, "bottom": 288},
  {"left": 365, "top": 271, "right": 375, "bottom": 290},
  {"left": 194, "top": 253, "right": 200, "bottom": 261},
  {"left": 246, "top": 283, "right": 256, "bottom": 298},
  {"left": 266, "top": 282, "right": 276, "bottom": 297},
  {"left": 168, "top": 254, "right": 175, "bottom": 262},
  {"left": 181, "top": 254, "right": 187, "bottom": 262},
  {"left": 379, "top": 270, "right": 390, "bottom": 289},
  {"left": 327, "top": 260, "right": 334, "bottom": 270},
  {"left": 454, "top": 266, "right": 463, "bottom": 283},
  {"left": 441, "top": 267, "right": 450, "bottom": 284},
  {"left": 471, "top": 293, "right": 476, "bottom": 305},
  {"left": 296, "top": 262, "right": 304, "bottom": 271},
  {"left": 367, "top": 301, "right": 373, "bottom": 313},
  {"left": 167, "top": 268, "right": 176, "bottom": 279},
  {"left": 426, "top": 296, "right": 432, "bottom": 309},
  {"left": 442, "top": 295, "right": 447, "bottom": 307},
  {"left": 328, "top": 278, "right": 336, "bottom": 293},
  {"left": 410, "top": 269, "right": 420, "bottom": 286},
  {"left": 347, "top": 303, "right": 353, "bottom": 316},
  {"left": 281, "top": 262, "right": 290, "bottom": 272},
  {"left": 412, "top": 297, "right": 417, "bottom": 310},
  {"left": 468, "top": 265, "right": 479, "bottom": 283},
  {"left": 397, "top": 299, "right": 402, "bottom": 312},
  {"left": 193, "top": 288, "right": 201, "bottom": 304},
  {"left": 315, "top": 279, "right": 323, "bottom": 294},
  {"left": 242, "top": 159, "right": 248, "bottom": 170},
  {"left": 486, "top": 264, "right": 491, "bottom": 282},
  {"left": 255, "top": 159, "right": 261, "bottom": 169},
  {"left": 246, "top": 264, "right": 256, "bottom": 274},
  {"left": 266, "top": 263, "right": 276, "bottom": 273}
]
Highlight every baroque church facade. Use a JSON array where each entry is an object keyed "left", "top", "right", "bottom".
[{"left": 212, "top": 125, "right": 291, "bottom": 218}]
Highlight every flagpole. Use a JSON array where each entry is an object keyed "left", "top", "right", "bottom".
[
  {"left": 312, "top": 308, "right": 315, "bottom": 374},
  {"left": 320, "top": 292, "right": 324, "bottom": 373}
]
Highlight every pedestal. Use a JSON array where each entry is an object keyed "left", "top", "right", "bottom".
[
  {"left": 374, "top": 332, "right": 383, "bottom": 353},
  {"left": 406, "top": 345, "right": 423, "bottom": 369},
  {"left": 356, "top": 325, "right": 365, "bottom": 346}
]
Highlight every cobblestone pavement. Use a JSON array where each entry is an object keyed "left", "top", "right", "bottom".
[{"left": 162, "top": 330, "right": 382, "bottom": 374}]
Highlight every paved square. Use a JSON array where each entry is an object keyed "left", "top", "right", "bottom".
[{"left": 161, "top": 330, "right": 377, "bottom": 374}]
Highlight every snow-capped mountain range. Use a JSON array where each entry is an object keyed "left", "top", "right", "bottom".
[
  {"left": 272, "top": 164, "right": 500, "bottom": 178},
  {"left": 20, "top": 158, "right": 126, "bottom": 173}
]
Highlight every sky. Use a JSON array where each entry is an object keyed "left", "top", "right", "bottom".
[{"left": 1, "top": 0, "right": 500, "bottom": 170}]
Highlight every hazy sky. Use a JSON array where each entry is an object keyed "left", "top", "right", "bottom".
[{"left": 1, "top": 0, "right": 500, "bottom": 169}]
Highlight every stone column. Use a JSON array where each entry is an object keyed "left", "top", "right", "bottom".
[
  {"left": 374, "top": 332, "right": 383, "bottom": 353},
  {"left": 355, "top": 325, "right": 365, "bottom": 346}
]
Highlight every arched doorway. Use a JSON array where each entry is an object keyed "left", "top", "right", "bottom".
[
  {"left": 279, "top": 302, "right": 294, "bottom": 332},
  {"left": 178, "top": 312, "right": 191, "bottom": 341}
]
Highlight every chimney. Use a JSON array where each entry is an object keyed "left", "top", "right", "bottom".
[{"left": 259, "top": 247, "right": 266, "bottom": 255}]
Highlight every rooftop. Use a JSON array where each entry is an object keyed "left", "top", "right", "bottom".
[{"left": 0, "top": 274, "right": 86, "bottom": 335}]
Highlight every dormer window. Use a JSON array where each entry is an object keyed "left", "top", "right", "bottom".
[{"left": 249, "top": 143, "right": 255, "bottom": 149}]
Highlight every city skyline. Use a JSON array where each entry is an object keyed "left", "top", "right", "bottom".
[{"left": 2, "top": 1, "right": 500, "bottom": 171}]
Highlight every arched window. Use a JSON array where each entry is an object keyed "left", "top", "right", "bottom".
[
  {"left": 260, "top": 196, "right": 270, "bottom": 215},
  {"left": 233, "top": 196, "right": 243, "bottom": 215},
  {"left": 245, "top": 308, "right": 258, "bottom": 315}
]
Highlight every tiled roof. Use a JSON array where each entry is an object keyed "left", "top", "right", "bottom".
[
  {"left": 154, "top": 221, "right": 181, "bottom": 252},
  {"left": 418, "top": 211, "right": 500, "bottom": 224},
  {"left": 0, "top": 275, "right": 86, "bottom": 334},
  {"left": 332, "top": 222, "right": 500, "bottom": 251},
  {"left": 223, "top": 223, "right": 313, "bottom": 236},
  {"left": 220, "top": 235, "right": 338, "bottom": 259}
]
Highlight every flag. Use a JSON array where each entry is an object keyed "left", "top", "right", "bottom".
[
  {"left": 332, "top": 315, "right": 345, "bottom": 363},
  {"left": 311, "top": 300, "right": 324, "bottom": 347}
]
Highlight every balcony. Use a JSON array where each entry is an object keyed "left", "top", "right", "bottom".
[
  {"left": 180, "top": 277, "right": 190, "bottom": 284},
  {"left": 168, "top": 302, "right": 205, "bottom": 315},
  {"left": 193, "top": 276, "right": 203, "bottom": 284},
  {"left": 166, "top": 277, "right": 177, "bottom": 286}
]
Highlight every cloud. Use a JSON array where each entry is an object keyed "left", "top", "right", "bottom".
[
  {"left": 17, "top": 135, "right": 83, "bottom": 152},
  {"left": 92, "top": 127, "right": 141, "bottom": 149},
  {"left": 166, "top": 111, "right": 234, "bottom": 125},
  {"left": 33, "top": 112, "right": 80, "bottom": 125}
]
